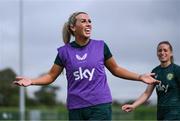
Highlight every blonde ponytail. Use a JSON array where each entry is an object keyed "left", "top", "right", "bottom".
[{"left": 62, "top": 22, "right": 71, "bottom": 44}]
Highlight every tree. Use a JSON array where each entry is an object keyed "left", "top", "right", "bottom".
[
  {"left": 34, "top": 85, "right": 60, "bottom": 106},
  {"left": 0, "top": 68, "right": 36, "bottom": 107},
  {"left": 0, "top": 68, "right": 19, "bottom": 106},
  {"left": 0, "top": 68, "right": 61, "bottom": 107}
]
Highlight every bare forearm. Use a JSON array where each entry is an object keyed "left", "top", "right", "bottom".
[
  {"left": 105, "top": 57, "right": 159, "bottom": 84},
  {"left": 31, "top": 74, "right": 55, "bottom": 85},
  {"left": 113, "top": 66, "right": 140, "bottom": 81},
  {"left": 132, "top": 93, "right": 150, "bottom": 108},
  {"left": 105, "top": 57, "right": 140, "bottom": 81},
  {"left": 13, "top": 64, "right": 63, "bottom": 87},
  {"left": 132, "top": 85, "right": 154, "bottom": 108},
  {"left": 31, "top": 64, "right": 63, "bottom": 85}
]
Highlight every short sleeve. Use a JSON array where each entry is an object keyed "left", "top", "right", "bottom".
[
  {"left": 54, "top": 54, "right": 64, "bottom": 67},
  {"left": 175, "top": 64, "right": 180, "bottom": 83},
  {"left": 104, "top": 42, "right": 112, "bottom": 61}
]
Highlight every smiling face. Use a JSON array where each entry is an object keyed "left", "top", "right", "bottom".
[
  {"left": 157, "top": 43, "right": 173, "bottom": 64},
  {"left": 70, "top": 13, "right": 92, "bottom": 40}
]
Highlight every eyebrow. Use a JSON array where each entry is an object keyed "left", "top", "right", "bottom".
[{"left": 78, "top": 18, "right": 91, "bottom": 21}]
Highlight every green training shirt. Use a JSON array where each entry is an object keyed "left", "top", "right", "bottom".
[
  {"left": 152, "top": 63, "right": 180, "bottom": 107},
  {"left": 152, "top": 63, "right": 180, "bottom": 120}
]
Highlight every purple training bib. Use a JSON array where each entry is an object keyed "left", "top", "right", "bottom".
[{"left": 58, "top": 39, "right": 112, "bottom": 109}]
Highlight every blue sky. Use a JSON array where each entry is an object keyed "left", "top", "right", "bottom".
[{"left": 0, "top": 0, "right": 179, "bottom": 103}]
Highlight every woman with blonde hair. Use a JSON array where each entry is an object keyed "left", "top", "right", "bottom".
[{"left": 14, "top": 11, "right": 159, "bottom": 120}]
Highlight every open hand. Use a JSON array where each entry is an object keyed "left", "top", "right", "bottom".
[
  {"left": 13, "top": 76, "right": 32, "bottom": 87},
  {"left": 139, "top": 73, "right": 160, "bottom": 85}
]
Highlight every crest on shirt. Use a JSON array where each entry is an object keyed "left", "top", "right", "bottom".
[
  {"left": 76, "top": 53, "right": 87, "bottom": 61},
  {"left": 166, "top": 73, "right": 174, "bottom": 81}
]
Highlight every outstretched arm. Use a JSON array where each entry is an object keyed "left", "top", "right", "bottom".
[
  {"left": 122, "top": 85, "right": 155, "bottom": 112},
  {"left": 105, "top": 57, "right": 159, "bottom": 84},
  {"left": 13, "top": 64, "right": 63, "bottom": 86}
]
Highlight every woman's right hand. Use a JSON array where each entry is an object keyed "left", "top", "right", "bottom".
[
  {"left": 13, "top": 76, "right": 32, "bottom": 87},
  {"left": 121, "top": 104, "right": 135, "bottom": 112}
]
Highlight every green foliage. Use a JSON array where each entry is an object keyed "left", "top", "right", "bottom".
[
  {"left": 0, "top": 68, "right": 19, "bottom": 106},
  {"left": 0, "top": 68, "right": 62, "bottom": 107},
  {"left": 134, "top": 105, "right": 157, "bottom": 120},
  {"left": 34, "top": 85, "right": 60, "bottom": 106},
  {"left": 111, "top": 100, "right": 157, "bottom": 120}
]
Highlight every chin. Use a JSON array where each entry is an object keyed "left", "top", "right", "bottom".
[
  {"left": 159, "top": 58, "right": 166, "bottom": 61},
  {"left": 84, "top": 36, "right": 90, "bottom": 39},
  {"left": 160, "top": 60, "right": 168, "bottom": 63},
  {"left": 83, "top": 33, "right": 91, "bottom": 38}
]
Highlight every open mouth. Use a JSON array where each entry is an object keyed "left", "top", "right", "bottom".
[{"left": 85, "top": 28, "right": 91, "bottom": 34}]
